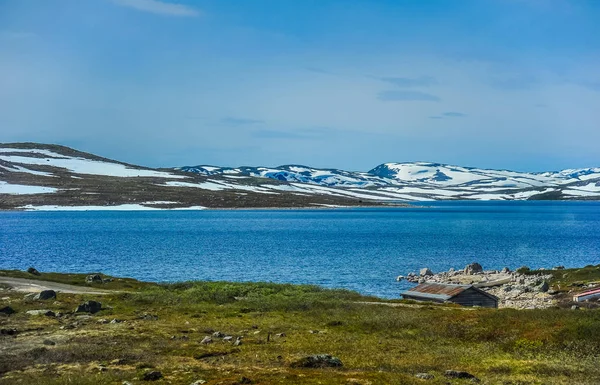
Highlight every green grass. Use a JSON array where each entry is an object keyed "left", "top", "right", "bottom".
[{"left": 1, "top": 271, "right": 600, "bottom": 384}]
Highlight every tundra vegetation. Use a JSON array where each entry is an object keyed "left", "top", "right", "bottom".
[{"left": 0, "top": 266, "right": 599, "bottom": 385}]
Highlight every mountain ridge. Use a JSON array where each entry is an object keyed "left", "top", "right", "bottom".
[{"left": 0, "top": 142, "right": 599, "bottom": 210}]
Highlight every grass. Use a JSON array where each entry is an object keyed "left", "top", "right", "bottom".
[{"left": 1, "top": 271, "right": 600, "bottom": 384}]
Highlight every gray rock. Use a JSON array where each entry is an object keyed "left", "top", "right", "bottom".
[
  {"left": 444, "top": 370, "right": 478, "bottom": 380},
  {"left": 420, "top": 268, "right": 433, "bottom": 277},
  {"left": 75, "top": 300, "right": 102, "bottom": 314},
  {"left": 86, "top": 274, "right": 103, "bottom": 284},
  {"left": 43, "top": 339, "right": 56, "bottom": 346},
  {"left": 212, "top": 331, "right": 225, "bottom": 338},
  {"left": 200, "top": 336, "right": 213, "bottom": 344},
  {"left": 141, "top": 370, "right": 163, "bottom": 381},
  {"left": 396, "top": 275, "right": 404, "bottom": 282},
  {"left": 27, "top": 267, "right": 41, "bottom": 276},
  {"left": 415, "top": 373, "right": 434, "bottom": 380},
  {"left": 553, "top": 265, "right": 565, "bottom": 270},
  {"left": 33, "top": 290, "right": 57, "bottom": 301},
  {"left": 539, "top": 281, "right": 549, "bottom": 292},
  {"left": 110, "top": 318, "right": 122, "bottom": 324},
  {"left": 464, "top": 263, "right": 483, "bottom": 275},
  {"left": 223, "top": 336, "right": 233, "bottom": 342},
  {"left": 275, "top": 332, "right": 286, "bottom": 337},
  {"left": 233, "top": 337, "right": 243, "bottom": 346},
  {"left": 0, "top": 306, "right": 15, "bottom": 315},
  {"left": 26, "top": 309, "right": 55, "bottom": 317},
  {"left": 290, "top": 354, "right": 343, "bottom": 368},
  {"left": 190, "top": 381, "right": 207, "bottom": 385},
  {"left": 501, "top": 267, "right": 510, "bottom": 273},
  {"left": 571, "top": 305, "right": 579, "bottom": 310}
]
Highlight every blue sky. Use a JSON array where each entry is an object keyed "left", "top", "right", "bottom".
[{"left": 1, "top": 0, "right": 599, "bottom": 171}]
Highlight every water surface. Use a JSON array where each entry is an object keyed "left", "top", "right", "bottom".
[{"left": 1, "top": 201, "right": 599, "bottom": 298}]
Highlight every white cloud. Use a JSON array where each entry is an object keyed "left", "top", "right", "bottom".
[{"left": 112, "top": 0, "right": 200, "bottom": 17}]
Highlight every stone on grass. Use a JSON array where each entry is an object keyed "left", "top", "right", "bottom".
[
  {"left": 233, "top": 337, "right": 243, "bottom": 346},
  {"left": 0, "top": 306, "right": 15, "bottom": 315},
  {"left": 464, "top": 263, "right": 483, "bottom": 275},
  {"left": 33, "top": 290, "right": 57, "bottom": 301},
  {"left": 200, "top": 336, "right": 213, "bottom": 344},
  {"left": 212, "top": 331, "right": 225, "bottom": 338},
  {"left": 290, "top": 354, "right": 343, "bottom": 368},
  {"left": 27, "top": 267, "right": 41, "bottom": 276},
  {"left": 142, "top": 370, "right": 163, "bottom": 381},
  {"left": 43, "top": 339, "right": 56, "bottom": 346},
  {"left": 190, "top": 381, "right": 207, "bottom": 385},
  {"left": 86, "top": 274, "right": 103, "bottom": 284},
  {"left": 444, "top": 370, "right": 479, "bottom": 381},
  {"left": 26, "top": 309, "right": 55, "bottom": 317},
  {"left": 75, "top": 300, "right": 102, "bottom": 314},
  {"left": 415, "top": 373, "right": 434, "bottom": 380},
  {"left": 223, "top": 336, "right": 233, "bottom": 342}
]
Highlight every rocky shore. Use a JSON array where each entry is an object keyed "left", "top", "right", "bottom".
[{"left": 397, "top": 263, "right": 563, "bottom": 309}]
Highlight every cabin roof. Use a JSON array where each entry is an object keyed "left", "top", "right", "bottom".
[
  {"left": 400, "top": 282, "right": 498, "bottom": 302},
  {"left": 574, "top": 287, "right": 600, "bottom": 298}
]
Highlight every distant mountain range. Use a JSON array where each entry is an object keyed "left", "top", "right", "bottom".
[{"left": 0, "top": 142, "right": 599, "bottom": 210}]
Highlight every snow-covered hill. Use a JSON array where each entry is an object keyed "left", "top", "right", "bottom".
[{"left": 0, "top": 142, "right": 599, "bottom": 210}]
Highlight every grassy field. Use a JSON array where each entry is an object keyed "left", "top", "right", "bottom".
[{"left": 1, "top": 269, "right": 600, "bottom": 385}]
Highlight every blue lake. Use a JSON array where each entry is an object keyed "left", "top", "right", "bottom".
[{"left": 1, "top": 201, "right": 599, "bottom": 298}]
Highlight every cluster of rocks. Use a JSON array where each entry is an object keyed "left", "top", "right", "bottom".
[
  {"left": 201, "top": 331, "right": 243, "bottom": 346},
  {"left": 398, "top": 263, "right": 557, "bottom": 309}
]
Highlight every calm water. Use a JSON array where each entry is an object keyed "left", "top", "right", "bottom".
[{"left": 1, "top": 201, "right": 599, "bottom": 298}]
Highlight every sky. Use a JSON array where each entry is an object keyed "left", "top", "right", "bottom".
[{"left": 1, "top": 0, "right": 599, "bottom": 171}]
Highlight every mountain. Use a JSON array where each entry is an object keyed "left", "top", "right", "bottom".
[{"left": 0, "top": 142, "right": 599, "bottom": 210}]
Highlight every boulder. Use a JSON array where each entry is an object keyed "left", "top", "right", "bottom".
[
  {"left": 86, "top": 274, "right": 103, "bottom": 284},
  {"left": 464, "top": 263, "right": 483, "bottom": 275},
  {"left": 444, "top": 370, "right": 479, "bottom": 380},
  {"left": 75, "top": 300, "right": 102, "bottom": 314},
  {"left": 501, "top": 267, "right": 511, "bottom": 273},
  {"left": 396, "top": 275, "right": 404, "bottom": 282},
  {"left": 141, "top": 371, "right": 163, "bottom": 381},
  {"left": 190, "top": 381, "right": 207, "bottom": 385},
  {"left": 290, "top": 354, "right": 343, "bottom": 368},
  {"left": 415, "top": 373, "right": 434, "bottom": 380},
  {"left": 539, "top": 281, "right": 549, "bottom": 292},
  {"left": 553, "top": 265, "right": 565, "bottom": 270},
  {"left": 419, "top": 268, "right": 433, "bottom": 277},
  {"left": 0, "top": 306, "right": 15, "bottom": 315},
  {"left": 233, "top": 337, "right": 243, "bottom": 346},
  {"left": 212, "top": 331, "right": 225, "bottom": 338},
  {"left": 27, "top": 267, "right": 41, "bottom": 276},
  {"left": 26, "top": 309, "right": 55, "bottom": 317},
  {"left": 33, "top": 290, "right": 57, "bottom": 301},
  {"left": 200, "top": 336, "right": 213, "bottom": 344}
]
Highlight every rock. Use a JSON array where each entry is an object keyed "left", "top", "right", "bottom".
[
  {"left": 140, "top": 313, "right": 158, "bottom": 321},
  {"left": 420, "top": 268, "right": 433, "bottom": 277},
  {"left": 275, "top": 332, "right": 286, "bottom": 337},
  {"left": 0, "top": 306, "right": 15, "bottom": 315},
  {"left": 233, "top": 337, "right": 243, "bottom": 346},
  {"left": 75, "top": 300, "right": 102, "bottom": 314},
  {"left": 571, "top": 305, "right": 579, "bottom": 310},
  {"left": 212, "top": 331, "right": 225, "bottom": 338},
  {"left": 290, "top": 354, "right": 343, "bottom": 368},
  {"left": 26, "top": 309, "right": 55, "bottom": 317},
  {"left": 110, "top": 318, "right": 122, "bottom": 324},
  {"left": 27, "top": 267, "right": 41, "bottom": 276},
  {"left": 539, "top": 281, "right": 549, "bottom": 292},
  {"left": 501, "top": 267, "right": 510, "bottom": 273},
  {"left": 553, "top": 265, "right": 565, "bottom": 270},
  {"left": 141, "top": 370, "right": 163, "bottom": 381},
  {"left": 200, "top": 336, "right": 213, "bottom": 344},
  {"left": 444, "top": 370, "right": 478, "bottom": 380},
  {"left": 190, "top": 381, "right": 207, "bottom": 385},
  {"left": 396, "top": 275, "right": 404, "bottom": 282},
  {"left": 464, "top": 263, "right": 483, "bottom": 275},
  {"left": 0, "top": 328, "right": 18, "bottom": 335},
  {"left": 33, "top": 290, "right": 57, "bottom": 301},
  {"left": 223, "top": 336, "right": 233, "bottom": 342},
  {"left": 43, "top": 339, "right": 56, "bottom": 346},
  {"left": 415, "top": 373, "right": 434, "bottom": 380},
  {"left": 448, "top": 268, "right": 455, "bottom": 273},
  {"left": 123, "top": 382, "right": 133, "bottom": 385},
  {"left": 86, "top": 274, "right": 103, "bottom": 284}
]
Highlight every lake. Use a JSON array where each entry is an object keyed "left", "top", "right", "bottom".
[{"left": 1, "top": 201, "right": 599, "bottom": 298}]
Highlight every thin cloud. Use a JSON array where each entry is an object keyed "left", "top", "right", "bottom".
[
  {"left": 429, "top": 116, "right": 443, "bottom": 119},
  {"left": 221, "top": 117, "right": 264, "bottom": 126},
  {"left": 443, "top": 112, "right": 466, "bottom": 117},
  {"left": 378, "top": 90, "right": 441, "bottom": 102},
  {"left": 112, "top": 0, "right": 200, "bottom": 17},
  {"left": 380, "top": 76, "right": 437, "bottom": 87}
]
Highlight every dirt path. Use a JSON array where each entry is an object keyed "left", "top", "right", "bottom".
[{"left": 0, "top": 277, "right": 115, "bottom": 295}]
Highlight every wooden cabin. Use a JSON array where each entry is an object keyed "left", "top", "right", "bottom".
[
  {"left": 400, "top": 282, "right": 498, "bottom": 308},
  {"left": 573, "top": 287, "right": 600, "bottom": 302}
]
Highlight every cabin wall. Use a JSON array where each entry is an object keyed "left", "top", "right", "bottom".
[
  {"left": 449, "top": 288, "right": 498, "bottom": 308},
  {"left": 402, "top": 294, "right": 445, "bottom": 303}
]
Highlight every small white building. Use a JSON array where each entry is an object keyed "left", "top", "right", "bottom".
[{"left": 573, "top": 288, "right": 600, "bottom": 302}]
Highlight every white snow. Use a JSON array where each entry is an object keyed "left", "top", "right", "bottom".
[
  {"left": 0, "top": 181, "right": 58, "bottom": 195},
  {"left": 0, "top": 149, "right": 186, "bottom": 179}
]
